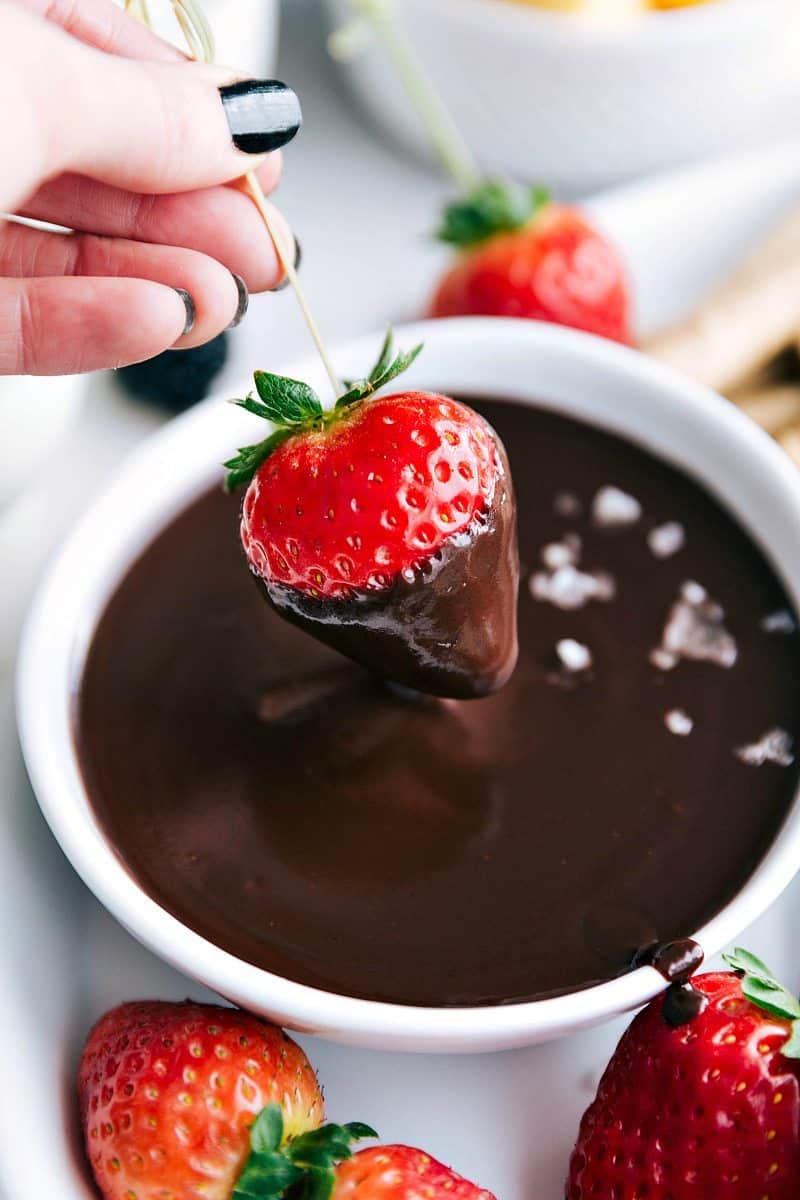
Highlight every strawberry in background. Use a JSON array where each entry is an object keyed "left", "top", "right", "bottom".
[
  {"left": 429, "top": 182, "right": 631, "bottom": 343},
  {"left": 330, "top": 3, "right": 633, "bottom": 345},
  {"left": 567, "top": 949, "right": 800, "bottom": 1198}
]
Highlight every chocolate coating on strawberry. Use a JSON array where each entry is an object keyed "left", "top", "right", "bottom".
[{"left": 227, "top": 335, "right": 519, "bottom": 698}]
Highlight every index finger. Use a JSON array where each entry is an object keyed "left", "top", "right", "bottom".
[{"left": 8, "top": 0, "right": 184, "bottom": 60}]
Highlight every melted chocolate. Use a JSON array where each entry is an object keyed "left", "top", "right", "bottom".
[
  {"left": 261, "top": 439, "right": 519, "bottom": 699},
  {"left": 636, "top": 938, "right": 708, "bottom": 1026},
  {"left": 662, "top": 982, "right": 709, "bottom": 1027},
  {"left": 75, "top": 401, "right": 800, "bottom": 1007}
]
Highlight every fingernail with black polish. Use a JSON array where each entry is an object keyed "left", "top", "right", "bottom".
[
  {"left": 174, "top": 288, "right": 195, "bottom": 335},
  {"left": 271, "top": 236, "right": 302, "bottom": 293},
  {"left": 227, "top": 273, "right": 249, "bottom": 329},
  {"left": 219, "top": 80, "right": 302, "bottom": 154}
]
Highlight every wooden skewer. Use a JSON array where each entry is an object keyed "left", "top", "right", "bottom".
[
  {"left": 778, "top": 423, "right": 800, "bottom": 467},
  {"left": 128, "top": 0, "right": 343, "bottom": 398},
  {"left": 732, "top": 382, "right": 800, "bottom": 438}
]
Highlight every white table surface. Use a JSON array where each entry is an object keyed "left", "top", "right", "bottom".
[{"left": 5, "top": 3, "right": 800, "bottom": 1198}]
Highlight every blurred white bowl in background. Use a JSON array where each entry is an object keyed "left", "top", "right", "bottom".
[
  {"left": 326, "top": 0, "right": 800, "bottom": 194},
  {"left": 146, "top": 0, "right": 279, "bottom": 74},
  {"left": 0, "top": 376, "right": 86, "bottom": 516}
]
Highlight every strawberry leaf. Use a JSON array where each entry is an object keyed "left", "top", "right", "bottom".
[
  {"left": 782, "top": 1021, "right": 800, "bottom": 1059},
  {"left": 437, "top": 180, "right": 550, "bottom": 248},
  {"left": 288, "top": 1120, "right": 378, "bottom": 1168},
  {"left": 233, "top": 1154, "right": 301, "bottom": 1199},
  {"left": 223, "top": 428, "right": 294, "bottom": 492},
  {"left": 224, "top": 332, "right": 424, "bottom": 489},
  {"left": 365, "top": 327, "right": 395, "bottom": 383},
  {"left": 336, "top": 333, "right": 423, "bottom": 410},
  {"left": 294, "top": 1166, "right": 336, "bottom": 1200},
  {"left": 723, "top": 948, "right": 776, "bottom": 983},
  {"left": 253, "top": 373, "right": 323, "bottom": 425},
  {"left": 723, "top": 948, "right": 800, "bottom": 1048},
  {"left": 250, "top": 1104, "right": 285, "bottom": 1154},
  {"left": 739, "top": 977, "right": 800, "bottom": 1021},
  {"left": 342, "top": 1123, "right": 379, "bottom": 1140},
  {"left": 231, "top": 1104, "right": 377, "bottom": 1200}
]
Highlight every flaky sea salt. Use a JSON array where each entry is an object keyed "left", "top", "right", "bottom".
[
  {"left": 648, "top": 522, "right": 685, "bottom": 560},
  {"left": 681, "top": 580, "right": 707, "bottom": 606},
  {"left": 531, "top": 534, "right": 615, "bottom": 612},
  {"left": 664, "top": 709, "right": 693, "bottom": 736},
  {"left": 556, "top": 639, "right": 592, "bottom": 672},
  {"left": 541, "top": 534, "right": 582, "bottom": 571},
  {"left": 530, "top": 564, "right": 616, "bottom": 611},
  {"left": 592, "top": 486, "right": 642, "bottom": 528},
  {"left": 760, "top": 610, "right": 796, "bottom": 635},
  {"left": 650, "top": 581, "right": 738, "bottom": 671},
  {"left": 735, "top": 728, "right": 794, "bottom": 768}
]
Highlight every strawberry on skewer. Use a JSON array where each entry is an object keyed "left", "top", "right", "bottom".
[
  {"left": 226, "top": 332, "right": 519, "bottom": 700},
  {"left": 567, "top": 949, "right": 800, "bottom": 1198}
]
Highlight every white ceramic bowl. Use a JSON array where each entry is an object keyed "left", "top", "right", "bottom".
[
  {"left": 16, "top": 318, "right": 800, "bottom": 1052},
  {"left": 326, "top": 0, "right": 800, "bottom": 193},
  {"left": 147, "top": 0, "right": 279, "bottom": 75}
]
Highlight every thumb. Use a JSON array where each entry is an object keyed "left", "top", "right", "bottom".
[{"left": 12, "top": 5, "right": 301, "bottom": 199}]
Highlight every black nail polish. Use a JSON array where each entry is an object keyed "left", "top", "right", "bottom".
[
  {"left": 174, "top": 288, "right": 195, "bottom": 335},
  {"left": 271, "top": 236, "right": 302, "bottom": 293},
  {"left": 219, "top": 80, "right": 302, "bottom": 154},
  {"left": 227, "top": 273, "right": 249, "bottom": 329}
]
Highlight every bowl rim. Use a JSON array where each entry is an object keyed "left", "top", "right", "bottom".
[{"left": 16, "top": 317, "right": 800, "bottom": 1052}]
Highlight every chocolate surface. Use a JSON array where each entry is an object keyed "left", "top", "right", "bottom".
[
  {"left": 262, "top": 438, "right": 519, "bottom": 699},
  {"left": 76, "top": 400, "right": 800, "bottom": 1006}
]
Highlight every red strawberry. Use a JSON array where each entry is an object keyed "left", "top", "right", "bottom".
[
  {"left": 226, "top": 333, "right": 519, "bottom": 698},
  {"left": 332, "top": 1145, "right": 497, "bottom": 1200},
  {"left": 567, "top": 949, "right": 800, "bottom": 1199},
  {"left": 78, "top": 1000, "right": 325, "bottom": 1200},
  {"left": 429, "top": 183, "right": 631, "bottom": 345}
]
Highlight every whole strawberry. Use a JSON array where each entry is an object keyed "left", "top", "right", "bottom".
[
  {"left": 78, "top": 1000, "right": 326, "bottom": 1200},
  {"left": 567, "top": 949, "right": 800, "bottom": 1199},
  {"left": 429, "top": 183, "right": 632, "bottom": 345},
  {"left": 226, "top": 333, "right": 519, "bottom": 699},
  {"left": 333, "top": 1145, "right": 497, "bottom": 1200}
]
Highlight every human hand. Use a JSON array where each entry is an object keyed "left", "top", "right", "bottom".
[{"left": 0, "top": 0, "right": 301, "bottom": 374}]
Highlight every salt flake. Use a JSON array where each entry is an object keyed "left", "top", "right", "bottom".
[
  {"left": 592, "top": 486, "right": 642, "bottom": 528},
  {"left": 556, "top": 639, "right": 592, "bottom": 672},
  {"left": 530, "top": 564, "right": 616, "bottom": 611},
  {"left": 664, "top": 709, "right": 693, "bottom": 736},
  {"left": 530, "top": 535, "right": 615, "bottom": 612},
  {"left": 541, "top": 533, "right": 582, "bottom": 571},
  {"left": 760, "top": 610, "right": 796, "bottom": 635},
  {"left": 735, "top": 728, "right": 794, "bottom": 768},
  {"left": 651, "top": 581, "right": 738, "bottom": 671},
  {"left": 648, "top": 522, "right": 685, "bottom": 560}
]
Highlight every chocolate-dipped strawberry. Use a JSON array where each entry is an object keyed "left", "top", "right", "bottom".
[{"left": 225, "top": 333, "right": 519, "bottom": 698}]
